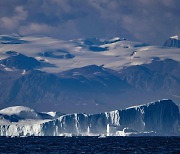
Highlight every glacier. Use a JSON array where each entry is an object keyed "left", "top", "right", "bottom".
[{"left": 0, "top": 99, "right": 179, "bottom": 136}]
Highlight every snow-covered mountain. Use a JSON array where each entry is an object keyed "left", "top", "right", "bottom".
[
  {"left": 0, "top": 34, "right": 180, "bottom": 113},
  {"left": 0, "top": 99, "right": 179, "bottom": 136},
  {"left": 0, "top": 35, "right": 179, "bottom": 73},
  {"left": 164, "top": 35, "right": 180, "bottom": 48}
]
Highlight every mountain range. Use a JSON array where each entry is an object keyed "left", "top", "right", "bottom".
[{"left": 0, "top": 34, "right": 179, "bottom": 113}]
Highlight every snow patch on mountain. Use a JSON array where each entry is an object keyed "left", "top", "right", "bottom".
[
  {"left": 170, "top": 35, "right": 178, "bottom": 40},
  {"left": 0, "top": 35, "right": 179, "bottom": 73}
]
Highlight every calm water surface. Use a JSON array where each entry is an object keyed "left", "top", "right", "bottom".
[{"left": 0, "top": 136, "right": 179, "bottom": 153}]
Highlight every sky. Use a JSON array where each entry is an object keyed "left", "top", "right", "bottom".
[{"left": 0, "top": 0, "right": 179, "bottom": 45}]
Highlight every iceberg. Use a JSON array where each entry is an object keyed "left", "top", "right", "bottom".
[{"left": 0, "top": 99, "right": 179, "bottom": 136}]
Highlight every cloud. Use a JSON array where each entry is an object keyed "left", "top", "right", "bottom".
[
  {"left": 0, "top": 6, "right": 27, "bottom": 31},
  {"left": 0, "top": 0, "right": 179, "bottom": 45},
  {"left": 19, "top": 23, "right": 51, "bottom": 35},
  {"left": 19, "top": 21, "right": 80, "bottom": 39},
  {"left": 88, "top": 0, "right": 180, "bottom": 44}
]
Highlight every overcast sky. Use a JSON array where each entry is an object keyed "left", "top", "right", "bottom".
[{"left": 0, "top": 0, "right": 179, "bottom": 45}]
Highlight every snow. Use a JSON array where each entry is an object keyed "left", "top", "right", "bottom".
[
  {"left": 0, "top": 35, "right": 180, "bottom": 136},
  {"left": 4, "top": 67, "right": 13, "bottom": 71},
  {"left": 0, "top": 106, "right": 35, "bottom": 116},
  {"left": 170, "top": 35, "right": 179, "bottom": 40},
  {"left": 108, "top": 37, "right": 121, "bottom": 43},
  {"left": 0, "top": 99, "right": 179, "bottom": 136},
  {"left": 0, "top": 35, "right": 179, "bottom": 73},
  {"left": 22, "top": 69, "right": 26, "bottom": 75},
  {"left": 45, "top": 112, "right": 57, "bottom": 117}
]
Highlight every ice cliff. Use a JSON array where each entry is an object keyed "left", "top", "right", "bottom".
[
  {"left": 0, "top": 99, "right": 179, "bottom": 136},
  {"left": 164, "top": 35, "right": 180, "bottom": 48}
]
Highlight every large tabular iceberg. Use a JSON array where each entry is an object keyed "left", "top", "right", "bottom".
[{"left": 0, "top": 99, "right": 179, "bottom": 136}]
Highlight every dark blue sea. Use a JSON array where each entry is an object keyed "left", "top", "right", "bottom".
[{"left": 0, "top": 136, "right": 179, "bottom": 153}]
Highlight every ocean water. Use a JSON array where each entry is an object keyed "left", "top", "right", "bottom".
[{"left": 0, "top": 136, "right": 179, "bottom": 153}]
